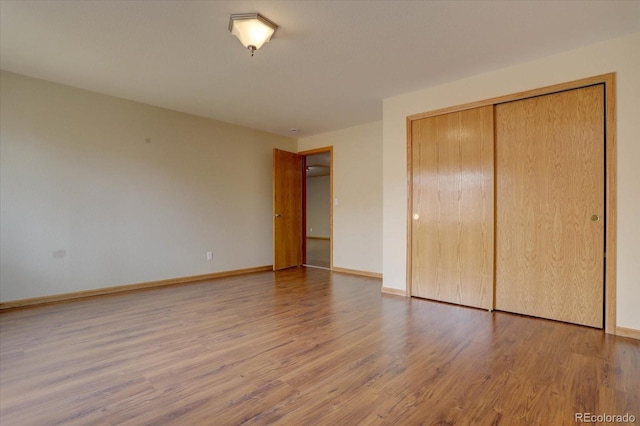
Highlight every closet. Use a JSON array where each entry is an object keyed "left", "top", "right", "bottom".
[
  {"left": 495, "top": 85, "right": 604, "bottom": 328},
  {"left": 410, "top": 106, "right": 494, "bottom": 310},
  {"left": 408, "top": 78, "right": 611, "bottom": 329}
]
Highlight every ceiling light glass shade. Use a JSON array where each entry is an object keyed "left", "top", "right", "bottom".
[{"left": 229, "top": 13, "right": 278, "bottom": 56}]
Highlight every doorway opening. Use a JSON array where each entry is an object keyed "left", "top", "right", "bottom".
[{"left": 300, "top": 148, "right": 332, "bottom": 269}]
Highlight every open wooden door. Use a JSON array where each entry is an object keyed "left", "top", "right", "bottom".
[{"left": 273, "top": 149, "right": 303, "bottom": 270}]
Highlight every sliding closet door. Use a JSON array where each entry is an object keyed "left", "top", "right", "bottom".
[
  {"left": 495, "top": 85, "right": 605, "bottom": 328},
  {"left": 411, "top": 106, "right": 494, "bottom": 309}
]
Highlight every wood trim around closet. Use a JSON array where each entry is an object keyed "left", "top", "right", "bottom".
[{"left": 406, "top": 73, "right": 617, "bottom": 334}]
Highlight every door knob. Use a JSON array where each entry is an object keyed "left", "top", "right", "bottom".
[
  {"left": 591, "top": 214, "right": 600, "bottom": 222},
  {"left": 274, "top": 213, "right": 282, "bottom": 218},
  {"left": 413, "top": 213, "right": 419, "bottom": 220}
]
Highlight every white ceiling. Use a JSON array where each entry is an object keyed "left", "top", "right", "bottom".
[{"left": 1, "top": 1, "right": 638, "bottom": 138}]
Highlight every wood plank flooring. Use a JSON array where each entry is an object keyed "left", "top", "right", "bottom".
[{"left": 1, "top": 267, "right": 638, "bottom": 425}]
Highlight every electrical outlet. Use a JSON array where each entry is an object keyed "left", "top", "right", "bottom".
[{"left": 206, "top": 251, "right": 213, "bottom": 261}]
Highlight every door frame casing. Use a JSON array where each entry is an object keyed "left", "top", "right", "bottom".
[
  {"left": 406, "top": 73, "right": 617, "bottom": 334},
  {"left": 299, "top": 146, "right": 334, "bottom": 270}
]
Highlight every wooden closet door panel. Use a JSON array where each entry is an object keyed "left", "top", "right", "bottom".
[
  {"left": 411, "top": 105, "right": 494, "bottom": 309},
  {"left": 495, "top": 85, "right": 605, "bottom": 328}
]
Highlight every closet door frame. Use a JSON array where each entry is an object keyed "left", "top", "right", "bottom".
[{"left": 406, "top": 73, "right": 617, "bottom": 334}]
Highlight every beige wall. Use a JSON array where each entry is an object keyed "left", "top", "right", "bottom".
[
  {"left": 382, "top": 32, "right": 640, "bottom": 330},
  {"left": 298, "top": 121, "right": 383, "bottom": 274},
  {"left": 306, "top": 176, "right": 330, "bottom": 238},
  {"left": 0, "top": 71, "right": 296, "bottom": 302}
]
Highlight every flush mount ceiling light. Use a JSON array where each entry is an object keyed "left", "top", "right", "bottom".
[{"left": 228, "top": 13, "right": 278, "bottom": 56}]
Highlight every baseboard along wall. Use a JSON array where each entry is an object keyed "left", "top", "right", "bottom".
[
  {"left": 616, "top": 326, "right": 640, "bottom": 340},
  {"left": 381, "top": 287, "right": 408, "bottom": 297},
  {"left": 331, "top": 266, "right": 382, "bottom": 279},
  {"left": 0, "top": 265, "right": 273, "bottom": 310}
]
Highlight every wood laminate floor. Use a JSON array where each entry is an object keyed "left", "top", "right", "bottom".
[{"left": 0, "top": 267, "right": 638, "bottom": 425}]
